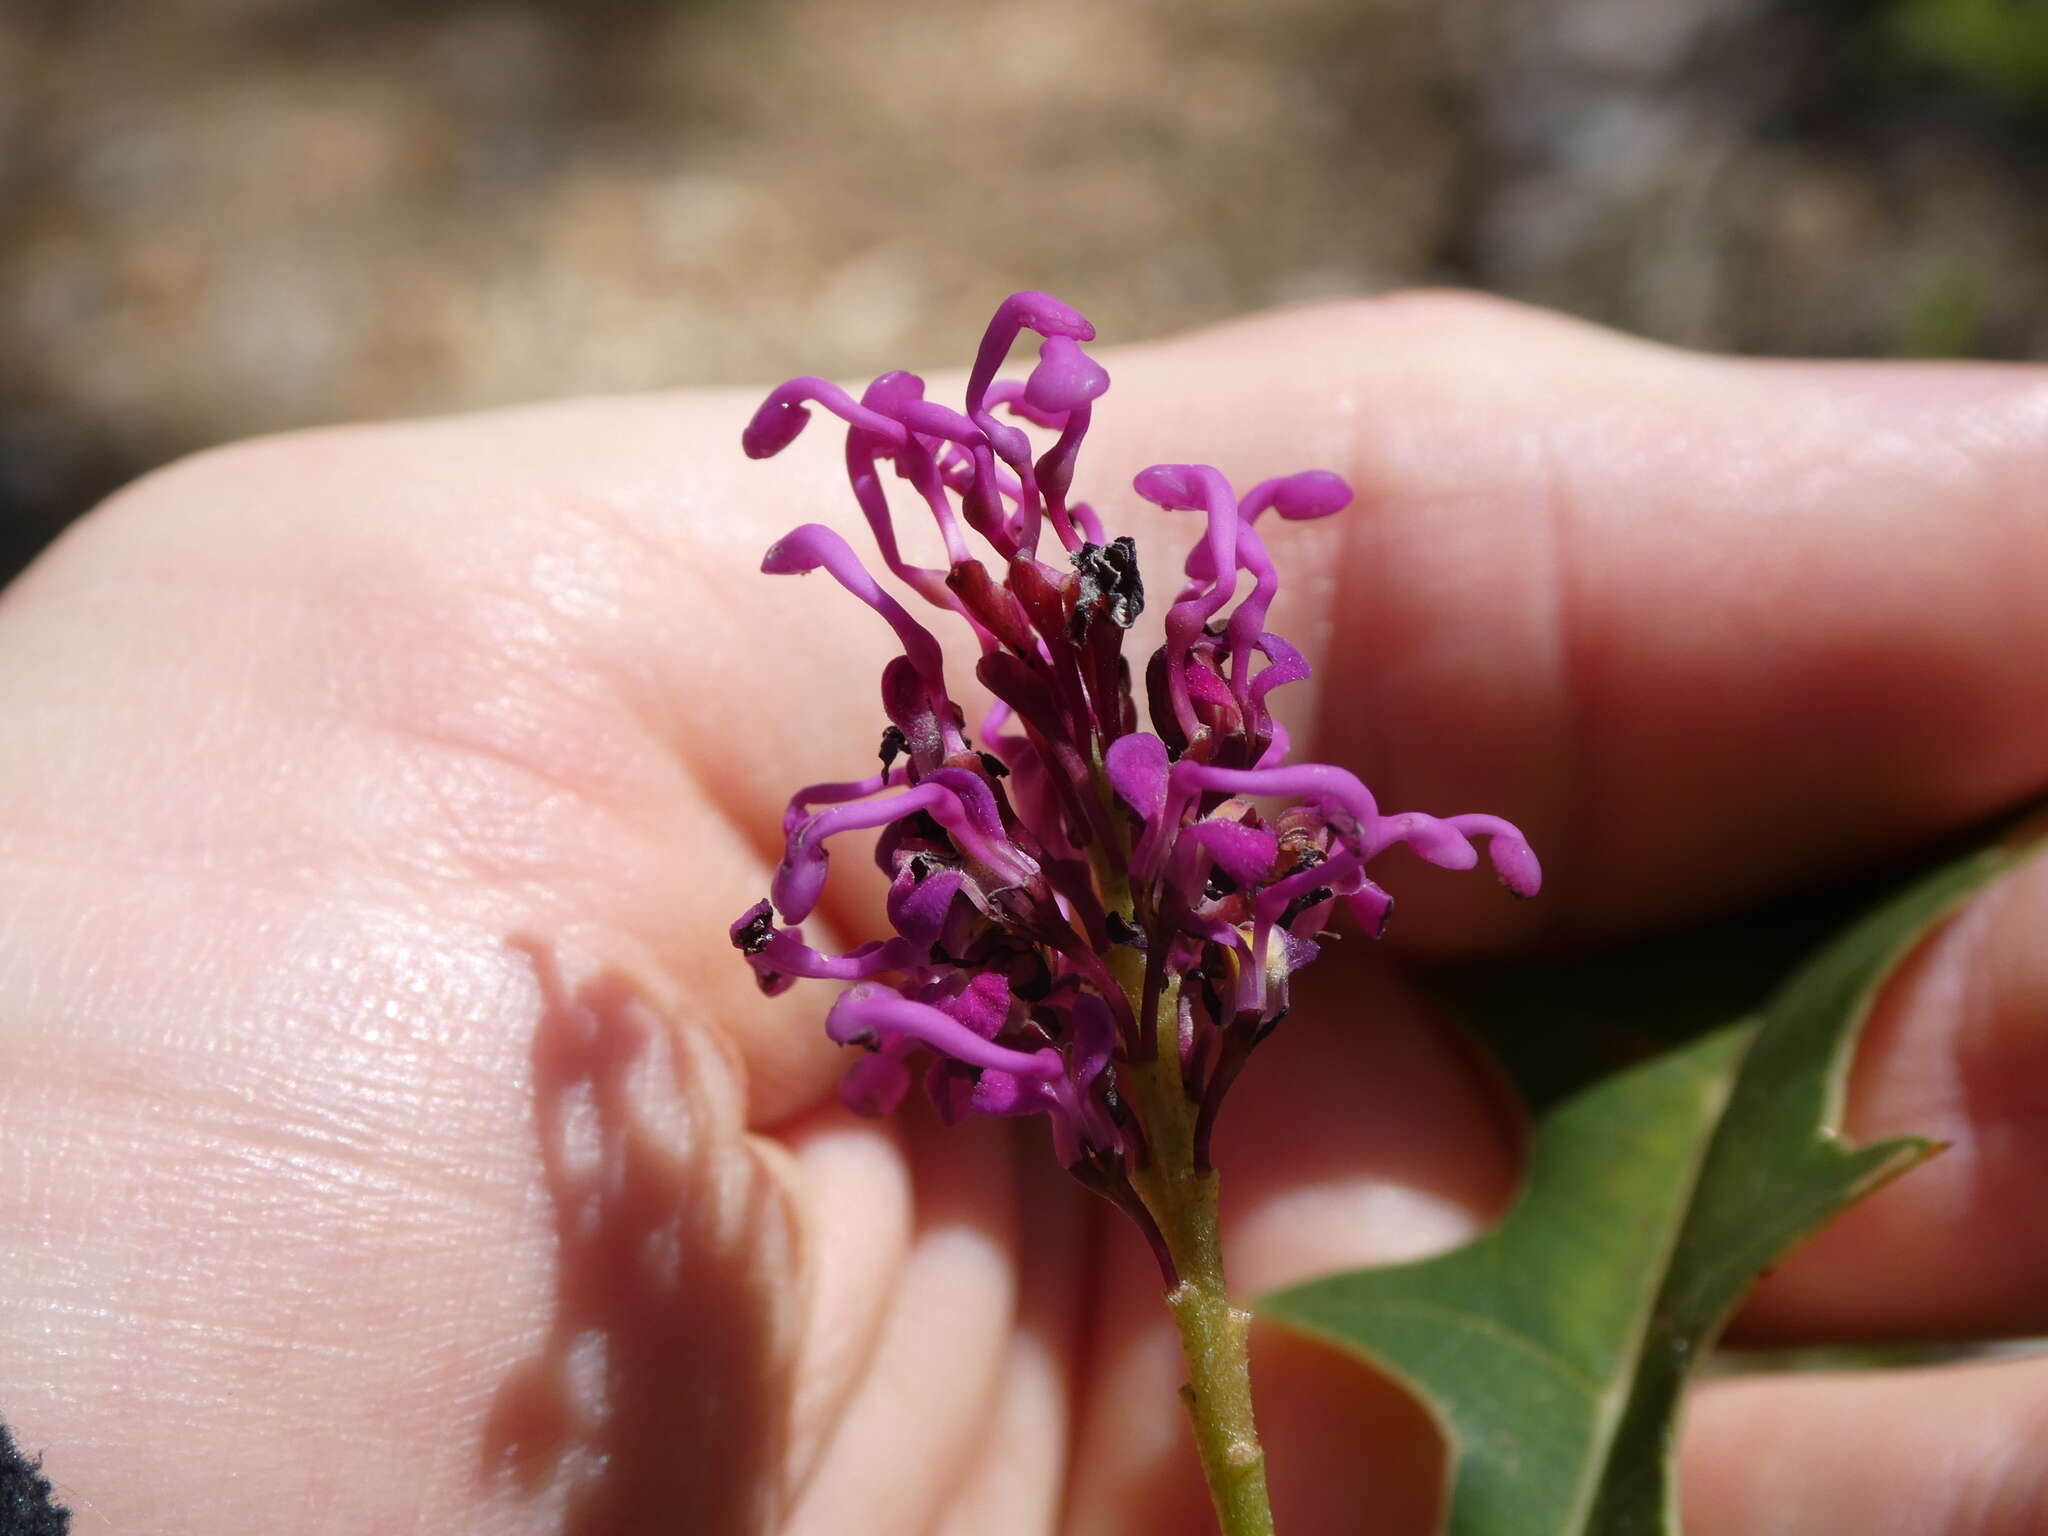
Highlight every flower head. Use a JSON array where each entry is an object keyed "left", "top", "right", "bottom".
[{"left": 733, "top": 293, "right": 1538, "bottom": 1272}]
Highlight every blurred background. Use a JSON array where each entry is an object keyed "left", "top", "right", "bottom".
[{"left": 3, "top": 0, "right": 2045, "bottom": 586}]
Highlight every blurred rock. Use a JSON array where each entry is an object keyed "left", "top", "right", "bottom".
[{"left": 1460, "top": 0, "right": 2048, "bottom": 355}]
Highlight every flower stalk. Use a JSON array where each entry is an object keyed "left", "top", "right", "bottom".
[
  {"left": 729, "top": 292, "right": 1540, "bottom": 1534},
  {"left": 1126, "top": 975, "right": 1275, "bottom": 1536}
]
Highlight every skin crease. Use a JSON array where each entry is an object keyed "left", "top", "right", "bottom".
[{"left": 0, "top": 292, "right": 2045, "bottom": 1534}]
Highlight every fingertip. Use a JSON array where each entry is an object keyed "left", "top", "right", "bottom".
[{"left": 1738, "top": 847, "right": 2048, "bottom": 1340}]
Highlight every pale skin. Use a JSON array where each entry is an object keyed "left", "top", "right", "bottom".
[{"left": 2, "top": 292, "right": 2047, "bottom": 1535}]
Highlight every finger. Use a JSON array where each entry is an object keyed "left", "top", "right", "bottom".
[
  {"left": 926, "top": 1331, "right": 1071, "bottom": 1536},
  {"left": 779, "top": 1105, "right": 1028, "bottom": 1536},
  {"left": 1065, "top": 957, "right": 1517, "bottom": 1535},
  {"left": 1736, "top": 845, "right": 2048, "bottom": 1342},
  {"left": 1682, "top": 1354, "right": 2048, "bottom": 1534},
  {"left": 0, "top": 937, "right": 804, "bottom": 1534},
  {"left": 772, "top": 1106, "right": 912, "bottom": 1497},
  {"left": 1091, "top": 293, "right": 2048, "bottom": 949},
  {"left": 927, "top": 1144, "right": 1093, "bottom": 1536}
]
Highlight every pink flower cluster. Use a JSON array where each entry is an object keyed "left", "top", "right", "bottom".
[{"left": 732, "top": 293, "right": 1538, "bottom": 1272}]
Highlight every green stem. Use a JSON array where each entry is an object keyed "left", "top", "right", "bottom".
[
  {"left": 1094, "top": 785, "right": 1273, "bottom": 1533},
  {"left": 1124, "top": 977, "right": 1277, "bottom": 1536}
]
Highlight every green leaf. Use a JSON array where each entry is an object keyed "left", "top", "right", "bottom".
[{"left": 1260, "top": 823, "right": 2042, "bottom": 1535}]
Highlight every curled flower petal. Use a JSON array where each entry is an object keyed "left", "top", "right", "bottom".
[
  {"left": 1176, "top": 471, "right": 1350, "bottom": 606},
  {"left": 1344, "top": 882, "right": 1394, "bottom": 939},
  {"left": 970, "top": 1068, "right": 1050, "bottom": 1117},
  {"left": 1138, "top": 464, "right": 1240, "bottom": 740},
  {"left": 1069, "top": 992, "right": 1118, "bottom": 1084},
  {"left": 886, "top": 862, "right": 969, "bottom": 946},
  {"left": 841, "top": 1050, "right": 914, "bottom": 1116},
  {"left": 1222, "top": 525, "right": 1282, "bottom": 682},
  {"left": 1255, "top": 718, "right": 1291, "bottom": 769},
  {"left": 774, "top": 782, "right": 955, "bottom": 922},
  {"left": 1105, "top": 731, "right": 1170, "bottom": 822},
  {"left": 1169, "top": 761, "right": 1382, "bottom": 847},
  {"left": 966, "top": 290, "right": 1097, "bottom": 417},
  {"left": 879, "top": 654, "right": 952, "bottom": 767},
  {"left": 777, "top": 772, "right": 1041, "bottom": 926},
  {"left": 937, "top": 970, "right": 1014, "bottom": 1039},
  {"left": 961, "top": 293, "right": 1099, "bottom": 555},
  {"left": 845, "top": 373, "right": 974, "bottom": 580},
  {"left": 925, "top": 1058, "right": 979, "bottom": 1125},
  {"left": 758, "top": 930, "right": 905, "bottom": 984},
  {"left": 1240, "top": 469, "right": 1353, "bottom": 522},
  {"left": 827, "top": 985, "right": 1063, "bottom": 1078},
  {"left": 761, "top": 523, "right": 952, "bottom": 698},
  {"left": 1131, "top": 463, "right": 1203, "bottom": 511},
  {"left": 1034, "top": 405, "right": 1095, "bottom": 548},
  {"left": 982, "top": 379, "right": 1067, "bottom": 429},
  {"left": 968, "top": 1069, "right": 1099, "bottom": 1170},
  {"left": 891, "top": 395, "right": 983, "bottom": 445},
  {"left": 1252, "top": 856, "right": 1352, "bottom": 927},
  {"left": 1184, "top": 659, "right": 1236, "bottom": 710},
  {"left": 1363, "top": 811, "right": 1479, "bottom": 870},
  {"left": 783, "top": 770, "right": 904, "bottom": 840},
  {"left": 1448, "top": 813, "right": 1544, "bottom": 897},
  {"left": 920, "top": 766, "right": 1014, "bottom": 855},
  {"left": 1185, "top": 817, "right": 1280, "bottom": 890},
  {"left": 744, "top": 376, "right": 909, "bottom": 459},
  {"left": 1248, "top": 633, "right": 1310, "bottom": 703},
  {"left": 1024, "top": 336, "right": 1110, "bottom": 414}
]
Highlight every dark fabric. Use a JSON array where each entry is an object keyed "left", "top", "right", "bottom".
[{"left": 0, "top": 1420, "right": 69, "bottom": 1536}]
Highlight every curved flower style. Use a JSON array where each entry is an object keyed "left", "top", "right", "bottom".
[{"left": 731, "top": 290, "right": 1541, "bottom": 1283}]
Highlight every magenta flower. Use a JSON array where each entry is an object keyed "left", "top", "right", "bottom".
[{"left": 731, "top": 292, "right": 1540, "bottom": 1292}]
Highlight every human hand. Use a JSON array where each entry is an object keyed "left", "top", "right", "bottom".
[{"left": 2, "top": 293, "right": 2044, "bottom": 1534}]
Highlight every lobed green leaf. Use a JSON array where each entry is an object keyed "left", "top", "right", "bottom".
[{"left": 1261, "top": 820, "right": 2043, "bottom": 1535}]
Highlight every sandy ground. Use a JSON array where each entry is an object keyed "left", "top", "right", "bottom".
[{"left": 2, "top": 0, "right": 2042, "bottom": 579}]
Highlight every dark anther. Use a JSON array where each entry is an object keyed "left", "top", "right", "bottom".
[
  {"left": 878, "top": 724, "right": 908, "bottom": 771},
  {"left": 848, "top": 1027, "right": 880, "bottom": 1052},
  {"left": 1070, "top": 535, "right": 1145, "bottom": 631},
  {"left": 1204, "top": 865, "right": 1239, "bottom": 901},
  {"left": 1280, "top": 885, "right": 1336, "bottom": 928},
  {"left": 1290, "top": 845, "right": 1328, "bottom": 873},
  {"left": 1104, "top": 910, "right": 1141, "bottom": 944},
  {"left": 909, "top": 852, "right": 934, "bottom": 883},
  {"left": 1251, "top": 1007, "right": 1289, "bottom": 1046},
  {"left": 978, "top": 750, "right": 1010, "bottom": 778},
  {"left": 1105, "top": 536, "right": 1144, "bottom": 625},
  {"left": 928, "top": 944, "right": 955, "bottom": 966},
  {"left": 733, "top": 905, "right": 775, "bottom": 954},
  {"left": 1102, "top": 1072, "right": 1127, "bottom": 1123},
  {"left": 1366, "top": 895, "right": 1394, "bottom": 940},
  {"left": 1198, "top": 972, "right": 1225, "bottom": 1024}
]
